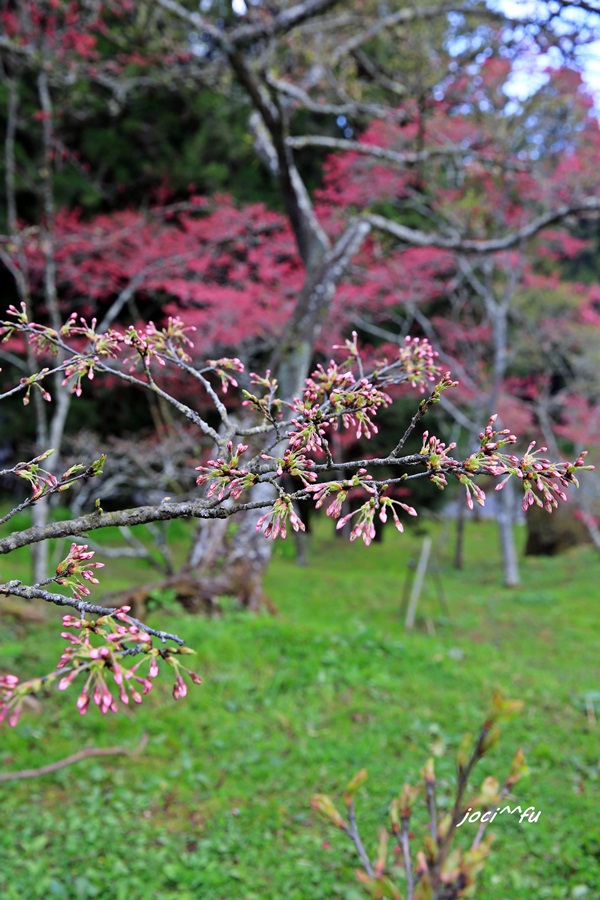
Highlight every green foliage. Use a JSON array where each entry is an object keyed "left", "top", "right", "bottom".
[{"left": 0, "top": 519, "right": 598, "bottom": 897}]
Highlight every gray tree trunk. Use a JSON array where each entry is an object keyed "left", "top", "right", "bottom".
[{"left": 496, "top": 477, "right": 520, "bottom": 587}]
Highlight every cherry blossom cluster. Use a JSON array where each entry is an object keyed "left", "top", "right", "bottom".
[
  {"left": 0, "top": 306, "right": 199, "bottom": 399},
  {"left": 0, "top": 450, "right": 105, "bottom": 521},
  {"left": 0, "top": 607, "right": 202, "bottom": 727},
  {"left": 0, "top": 303, "right": 58, "bottom": 358},
  {"left": 498, "top": 444, "right": 591, "bottom": 513},
  {"left": 54, "top": 542, "right": 105, "bottom": 600},
  {"left": 456, "top": 417, "right": 593, "bottom": 513},
  {"left": 306, "top": 471, "right": 417, "bottom": 547},
  {"left": 397, "top": 335, "right": 440, "bottom": 392},
  {"left": 287, "top": 361, "right": 396, "bottom": 452},
  {"left": 265, "top": 449, "right": 317, "bottom": 487},
  {"left": 19, "top": 370, "right": 52, "bottom": 406},
  {"left": 10, "top": 448, "right": 61, "bottom": 501},
  {"left": 242, "top": 369, "right": 282, "bottom": 420},
  {"left": 206, "top": 356, "right": 245, "bottom": 393},
  {"left": 122, "top": 317, "right": 196, "bottom": 369},
  {"left": 255, "top": 495, "right": 306, "bottom": 540},
  {"left": 0, "top": 310, "right": 594, "bottom": 722},
  {"left": 195, "top": 441, "right": 258, "bottom": 501}
]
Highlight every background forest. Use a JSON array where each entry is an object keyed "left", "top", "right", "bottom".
[{"left": 0, "top": 1, "right": 599, "bottom": 898}]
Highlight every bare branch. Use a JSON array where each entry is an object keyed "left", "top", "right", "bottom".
[
  {"left": 328, "top": 2, "right": 514, "bottom": 67},
  {"left": 0, "top": 734, "right": 149, "bottom": 782},
  {"left": 286, "top": 135, "right": 467, "bottom": 166},
  {"left": 365, "top": 197, "right": 600, "bottom": 253},
  {"left": 229, "top": 0, "right": 341, "bottom": 46},
  {"left": 0, "top": 581, "right": 185, "bottom": 644},
  {"left": 267, "top": 72, "right": 410, "bottom": 123}
]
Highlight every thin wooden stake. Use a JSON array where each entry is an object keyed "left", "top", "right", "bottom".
[{"left": 405, "top": 536, "right": 432, "bottom": 630}]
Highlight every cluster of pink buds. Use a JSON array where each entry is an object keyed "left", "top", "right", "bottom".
[
  {"left": 13, "top": 449, "right": 58, "bottom": 500},
  {"left": 478, "top": 415, "right": 517, "bottom": 456},
  {"left": 242, "top": 368, "right": 282, "bottom": 420},
  {"left": 458, "top": 474, "right": 487, "bottom": 511},
  {"left": 161, "top": 315, "right": 197, "bottom": 355},
  {"left": 123, "top": 322, "right": 169, "bottom": 368},
  {"left": 256, "top": 495, "right": 305, "bottom": 540},
  {"left": 300, "top": 357, "right": 395, "bottom": 441},
  {"left": 420, "top": 431, "right": 459, "bottom": 489},
  {"left": 121, "top": 318, "right": 197, "bottom": 370},
  {"left": 303, "top": 360, "right": 356, "bottom": 402},
  {"left": 206, "top": 356, "right": 244, "bottom": 393},
  {"left": 58, "top": 609, "right": 154, "bottom": 714},
  {"left": 287, "top": 401, "right": 330, "bottom": 454},
  {"left": 263, "top": 449, "right": 317, "bottom": 487},
  {"left": 0, "top": 607, "right": 203, "bottom": 725},
  {"left": 59, "top": 315, "right": 123, "bottom": 360},
  {"left": 195, "top": 442, "right": 256, "bottom": 500},
  {"left": 307, "top": 480, "right": 349, "bottom": 518},
  {"left": 495, "top": 445, "right": 593, "bottom": 513},
  {"left": 329, "top": 378, "right": 393, "bottom": 440},
  {"left": 2, "top": 302, "right": 28, "bottom": 326},
  {"left": 61, "top": 354, "right": 99, "bottom": 397},
  {"left": 397, "top": 335, "right": 441, "bottom": 391},
  {"left": 54, "top": 542, "right": 105, "bottom": 599},
  {"left": 0, "top": 675, "right": 25, "bottom": 727},
  {"left": 307, "top": 469, "right": 375, "bottom": 519},
  {"left": 378, "top": 497, "right": 418, "bottom": 533},
  {"left": 19, "top": 371, "right": 52, "bottom": 406},
  {"left": 336, "top": 498, "right": 378, "bottom": 546},
  {"left": 163, "top": 650, "right": 204, "bottom": 700},
  {"left": 329, "top": 485, "right": 417, "bottom": 547}
]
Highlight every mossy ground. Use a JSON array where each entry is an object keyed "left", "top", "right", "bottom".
[{"left": 0, "top": 515, "right": 598, "bottom": 898}]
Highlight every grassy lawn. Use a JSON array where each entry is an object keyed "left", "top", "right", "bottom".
[{"left": 0, "top": 515, "right": 598, "bottom": 899}]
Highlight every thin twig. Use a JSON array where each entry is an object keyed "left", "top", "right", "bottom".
[
  {"left": 344, "top": 803, "right": 375, "bottom": 879},
  {"left": 400, "top": 817, "right": 414, "bottom": 900},
  {"left": 0, "top": 734, "right": 149, "bottom": 782},
  {"left": 0, "top": 582, "right": 185, "bottom": 645}
]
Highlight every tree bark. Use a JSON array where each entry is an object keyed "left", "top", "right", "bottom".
[
  {"left": 462, "top": 256, "right": 521, "bottom": 589},
  {"left": 496, "top": 477, "right": 520, "bottom": 587},
  {"left": 454, "top": 500, "right": 465, "bottom": 570}
]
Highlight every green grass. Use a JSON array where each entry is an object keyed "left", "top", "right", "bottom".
[{"left": 0, "top": 516, "right": 598, "bottom": 899}]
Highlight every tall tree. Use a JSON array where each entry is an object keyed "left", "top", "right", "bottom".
[{"left": 2, "top": 0, "right": 599, "bottom": 599}]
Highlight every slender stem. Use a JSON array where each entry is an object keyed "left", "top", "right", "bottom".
[
  {"left": 344, "top": 803, "right": 375, "bottom": 879},
  {"left": 4, "top": 75, "right": 18, "bottom": 233},
  {"left": 0, "top": 581, "right": 185, "bottom": 645},
  {"left": 425, "top": 778, "right": 437, "bottom": 842},
  {"left": 400, "top": 817, "right": 414, "bottom": 900},
  {"left": 0, "top": 734, "right": 149, "bottom": 783}
]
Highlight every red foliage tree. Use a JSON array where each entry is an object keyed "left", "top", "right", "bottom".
[{"left": 2, "top": 1, "right": 600, "bottom": 596}]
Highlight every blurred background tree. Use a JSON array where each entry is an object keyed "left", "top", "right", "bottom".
[{"left": 1, "top": 0, "right": 599, "bottom": 595}]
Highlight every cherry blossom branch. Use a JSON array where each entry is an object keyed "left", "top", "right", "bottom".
[
  {"left": 0, "top": 581, "right": 185, "bottom": 645},
  {"left": 0, "top": 451, "right": 106, "bottom": 527},
  {"left": 0, "top": 312, "right": 592, "bottom": 721}
]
